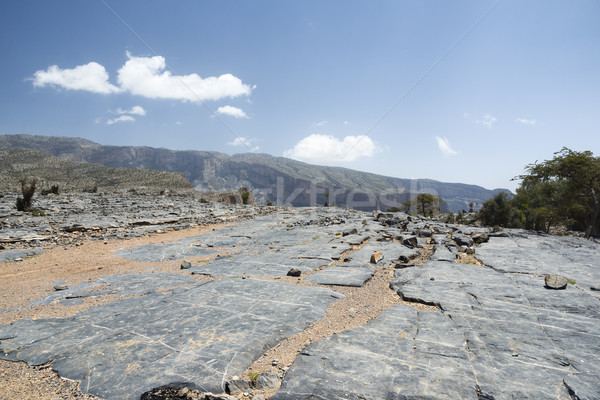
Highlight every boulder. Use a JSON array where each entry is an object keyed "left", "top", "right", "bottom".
[
  {"left": 544, "top": 274, "right": 568, "bottom": 290},
  {"left": 453, "top": 234, "right": 473, "bottom": 247},
  {"left": 286, "top": 268, "right": 301, "bottom": 277}
]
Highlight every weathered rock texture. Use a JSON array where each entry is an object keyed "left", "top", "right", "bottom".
[
  {"left": 1, "top": 202, "right": 599, "bottom": 400},
  {"left": 275, "top": 232, "right": 600, "bottom": 399}
]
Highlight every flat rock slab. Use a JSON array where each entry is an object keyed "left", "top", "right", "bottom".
[
  {"left": 304, "top": 265, "right": 375, "bottom": 287},
  {"left": 0, "top": 248, "right": 43, "bottom": 263},
  {"left": 430, "top": 245, "right": 455, "bottom": 262},
  {"left": 272, "top": 305, "right": 477, "bottom": 400},
  {"left": 0, "top": 278, "right": 343, "bottom": 400},
  {"left": 477, "top": 233, "right": 600, "bottom": 296},
  {"left": 117, "top": 239, "right": 221, "bottom": 262},
  {"left": 28, "top": 273, "right": 197, "bottom": 307},
  {"left": 390, "top": 257, "right": 600, "bottom": 398}
]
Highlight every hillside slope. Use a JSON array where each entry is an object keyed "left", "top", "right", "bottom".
[
  {"left": 0, "top": 148, "right": 192, "bottom": 193},
  {"left": 0, "top": 134, "right": 508, "bottom": 211}
]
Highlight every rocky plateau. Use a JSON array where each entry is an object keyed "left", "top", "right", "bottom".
[{"left": 0, "top": 191, "right": 599, "bottom": 400}]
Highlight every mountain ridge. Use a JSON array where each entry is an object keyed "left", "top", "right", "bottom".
[{"left": 0, "top": 134, "right": 509, "bottom": 211}]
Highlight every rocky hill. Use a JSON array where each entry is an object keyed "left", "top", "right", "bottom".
[
  {"left": 0, "top": 134, "right": 508, "bottom": 211},
  {"left": 0, "top": 148, "right": 193, "bottom": 193}
]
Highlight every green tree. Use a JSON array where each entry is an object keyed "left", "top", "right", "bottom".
[
  {"left": 518, "top": 148, "right": 600, "bottom": 238},
  {"left": 478, "top": 192, "right": 520, "bottom": 228}
]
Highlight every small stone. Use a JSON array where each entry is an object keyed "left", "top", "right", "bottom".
[
  {"left": 54, "top": 284, "right": 68, "bottom": 291},
  {"left": 472, "top": 232, "right": 489, "bottom": 244},
  {"left": 342, "top": 228, "right": 358, "bottom": 236},
  {"left": 544, "top": 274, "right": 568, "bottom": 290},
  {"left": 178, "top": 387, "right": 190, "bottom": 397},
  {"left": 590, "top": 284, "right": 600, "bottom": 291},
  {"left": 402, "top": 236, "right": 418, "bottom": 249},
  {"left": 465, "top": 247, "right": 475, "bottom": 255},
  {"left": 370, "top": 251, "right": 384, "bottom": 264},
  {"left": 271, "top": 359, "right": 278, "bottom": 366},
  {"left": 287, "top": 268, "right": 301, "bottom": 277},
  {"left": 255, "top": 371, "right": 280, "bottom": 389},
  {"left": 180, "top": 260, "right": 192, "bottom": 269},
  {"left": 225, "top": 379, "right": 250, "bottom": 395},
  {"left": 457, "top": 245, "right": 468, "bottom": 253}
]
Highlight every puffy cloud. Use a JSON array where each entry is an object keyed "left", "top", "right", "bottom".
[
  {"left": 115, "top": 105, "right": 146, "bottom": 116},
  {"left": 476, "top": 114, "right": 497, "bottom": 128},
  {"left": 117, "top": 52, "right": 252, "bottom": 102},
  {"left": 284, "top": 134, "right": 377, "bottom": 163},
  {"left": 216, "top": 105, "right": 248, "bottom": 118},
  {"left": 228, "top": 136, "right": 259, "bottom": 152},
  {"left": 106, "top": 115, "right": 135, "bottom": 125},
  {"left": 31, "top": 62, "right": 120, "bottom": 94},
  {"left": 31, "top": 53, "right": 253, "bottom": 103},
  {"left": 516, "top": 118, "right": 536, "bottom": 125},
  {"left": 435, "top": 136, "right": 458, "bottom": 157}
]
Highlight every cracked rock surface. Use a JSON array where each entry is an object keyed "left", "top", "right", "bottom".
[
  {"left": 0, "top": 278, "right": 342, "bottom": 399},
  {"left": 275, "top": 232, "right": 600, "bottom": 399},
  {"left": 1, "top": 198, "right": 599, "bottom": 400}
]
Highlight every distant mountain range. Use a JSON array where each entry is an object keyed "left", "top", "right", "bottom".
[{"left": 0, "top": 134, "right": 509, "bottom": 211}]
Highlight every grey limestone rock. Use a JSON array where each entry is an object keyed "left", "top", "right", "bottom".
[
  {"left": 254, "top": 371, "right": 280, "bottom": 389},
  {"left": 545, "top": 274, "right": 568, "bottom": 290},
  {"left": 304, "top": 265, "right": 375, "bottom": 287},
  {"left": 225, "top": 379, "right": 250, "bottom": 395},
  {"left": 0, "top": 278, "right": 343, "bottom": 400},
  {"left": 272, "top": 306, "right": 477, "bottom": 400}
]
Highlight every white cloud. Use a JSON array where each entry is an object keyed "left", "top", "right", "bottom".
[
  {"left": 228, "top": 136, "right": 259, "bottom": 152},
  {"left": 31, "top": 53, "right": 253, "bottom": 103},
  {"left": 117, "top": 52, "right": 252, "bottom": 102},
  {"left": 106, "top": 115, "right": 135, "bottom": 125},
  {"left": 516, "top": 118, "right": 536, "bottom": 125},
  {"left": 115, "top": 105, "right": 146, "bottom": 116},
  {"left": 435, "top": 136, "right": 458, "bottom": 157},
  {"left": 314, "top": 120, "right": 328, "bottom": 127},
  {"left": 31, "top": 62, "right": 120, "bottom": 94},
  {"left": 283, "top": 134, "right": 377, "bottom": 163},
  {"left": 476, "top": 114, "right": 497, "bottom": 128},
  {"left": 216, "top": 105, "right": 248, "bottom": 118}
]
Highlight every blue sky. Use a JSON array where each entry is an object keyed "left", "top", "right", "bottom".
[{"left": 1, "top": 1, "right": 599, "bottom": 191}]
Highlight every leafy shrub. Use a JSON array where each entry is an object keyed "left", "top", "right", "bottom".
[{"left": 16, "top": 177, "right": 37, "bottom": 212}]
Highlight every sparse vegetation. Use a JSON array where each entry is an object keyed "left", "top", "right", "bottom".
[
  {"left": 241, "top": 190, "right": 250, "bottom": 204},
  {"left": 478, "top": 148, "right": 600, "bottom": 238},
  {"left": 0, "top": 149, "right": 193, "bottom": 194},
  {"left": 403, "top": 193, "right": 445, "bottom": 216},
  {"left": 16, "top": 177, "right": 37, "bottom": 212}
]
